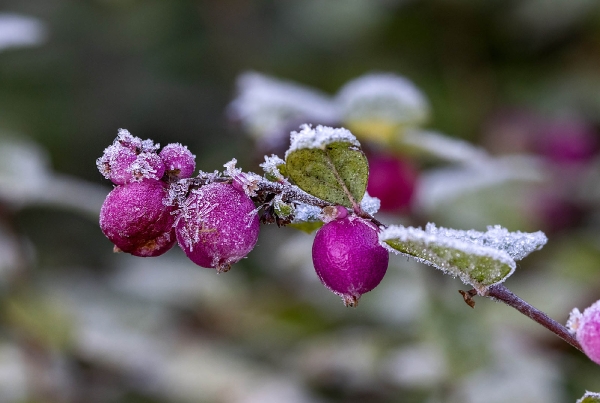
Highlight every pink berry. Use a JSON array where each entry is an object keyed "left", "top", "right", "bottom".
[
  {"left": 576, "top": 300, "right": 600, "bottom": 365},
  {"left": 99, "top": 180, "right": 176, "bottom": 257},
  {"left": 159, "top": 143, "right": 196, "bottom": 179},
  {"left": 175, "top": 182, "right": 260, "bottom": 272},
  {"left": 312, "top": 216, "right": 389, "bottom": 306},
  {"left": 367, "top": 153, "right": 417, "bottom": 212},
  {"left": 97, "top": 130, "right": 163, "bottom": 185}
]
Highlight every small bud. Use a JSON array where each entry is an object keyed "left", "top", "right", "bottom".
[{"left": 573, "top": 300, "right": 600, "bottom": 365}]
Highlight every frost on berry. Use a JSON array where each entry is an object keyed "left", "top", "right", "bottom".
[
  {"left": 573, "top": 300, "right": 600, "bottom": 365},
  {"left": 312, "top": 216, "right": 389, "bottom": 307},
  {"left": 175, "top": 182, "right": 260, "bottom": 272},
  {"left": 159, "top": 143, "right": 196, "bottom": 179},
  {"left": 96, "top": 129, "right": 163, "bottom": 184},
  {"left": 99, "top": 180, "right": 176, "bottom": 257}
]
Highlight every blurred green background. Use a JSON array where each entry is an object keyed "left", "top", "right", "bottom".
[{"left": 1, "top": 1, "right": 600, "bottom": 402}]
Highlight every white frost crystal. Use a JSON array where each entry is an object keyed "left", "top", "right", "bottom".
[
  {"left": 577, "top": 391, "right": 600, "bottom": 403},
  {"left": 360, "top": 192, "right": 380, "bottom": 216},
  {"left": 292, "top": 203, "right": 322, "bottom": 223},
  {"left": 420, "top": 223, "right": 547, "bottom": 261},
  {"left": 379, "top": 223, "right": 547, "bottom": 291},
  {"left": 567, "top": 307, "right": 582, "bottom": 334},
  {"left": 285, "top": 124, "right": 359, "bottom": 158},
  {"left": 336, "top": 73, "right": 429, "bottom": 125},
  {"left": 260, "top": 154, "right": 286, "bottom": 182}
]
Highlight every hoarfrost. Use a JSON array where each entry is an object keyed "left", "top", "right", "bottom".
[
  {"left": 292, "top": 203, "right": 322, "bottom": 223},
  {"left": 228, "top": 72, "right": 339, "bottom": 141},
  {"left": 567, "top": 307, "right": 582, "bottom": 334},
  {"left": 223, "top": 159, "right": 261, "bottom": 197},
  {"left": 578, "top": 391, "right": 600, "bottom": 403},
  {"left": 336, "top": 73, "right": 429, "bottom": 125},
  {"left": 285, "top": 124, "right": 359, "bottom": 158},
  {"left": 360, "top": 192, "right": 380, "bottom": 215},
  {"left": 420, "top": 223, "right": 547, "bottom": 261},
  {"left": 260, "top": 154, "right": 286, "bottom": 182}
]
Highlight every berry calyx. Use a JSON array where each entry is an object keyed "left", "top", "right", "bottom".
[
  {"left": 99, "top": 179, "right": 176, "bottom": 257},
  {"left": 175, "top": 182, "right": 260, "bottom": 272},
  {"left": 312, "top": 216, "right": 389, "bottom": 306}
]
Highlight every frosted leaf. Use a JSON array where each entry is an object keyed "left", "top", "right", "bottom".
[
  {"left": 415, "top": 154, "right": 545, "bottom": 214},
  {"left": 420, "top": 223, "right": 547, "bottom": 261},
  {"left": 567, "top": 307, "right": 582, "bottom": 334},
  {"left": 336, "top": 73, "right": 429, "bottom": 126},
  {"left": 273, "top": 194, "right": 294, "bottom": 219},
  {"left": 578, "top": 391, "right": 600, "bottom": 403},
  {"left": 0, "top": 13, "right": 47, "bottom": 52},
  {"left": 360, "top": 192, "right": 380, "bottom": 215},
  {"left": 260, "top": 154, "right": 287, "bottom": 182},
  {"left": 379, "top": 224, "right": 519, "bottom": 292},
  {"left": 402, "top": 129, "right": 489, "bottom": 165},
  {"left": 285, "top": 124, "right": 360, "bottom": 158},
  {"left": 227, "top": 72, "right": 339, "bottom": 141},
  {"left": 292, "top": 203, "right": 322, "bottom": 223}
]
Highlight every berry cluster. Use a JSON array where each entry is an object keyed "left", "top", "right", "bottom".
[{"left": 97, "top": 129, "right": 389, "bottom": 304}]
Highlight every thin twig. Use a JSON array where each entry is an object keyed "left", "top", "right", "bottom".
[{"left": 487, "top": 284, "right": 582, "bottom": 352}]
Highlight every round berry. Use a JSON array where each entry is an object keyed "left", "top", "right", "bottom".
[
  {"left": 175, "top": 182, "right": 260, "bottom": 272},
  {"left": 367, "top": 153, "right": 417, "bottom": 212},
  {"left": 312, "top": 216, "right": 389, "bottom": 306},
  {"left": 576, "top": 300, "right": 600, "bottom": 365},
  {"left": 159, "top": 143, "right": 196, "bottom": 179},
  {"left": 99, "top": 180, "right": 176, "bottom": 257}
]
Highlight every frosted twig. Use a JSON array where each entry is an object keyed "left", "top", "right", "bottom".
[{"left": 486, "top": 284, "right": 582, "bottom": 352}]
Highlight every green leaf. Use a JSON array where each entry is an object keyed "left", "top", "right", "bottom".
[
  {"left": 578, "top": 392, "right": 600, "bottom": 403},
  {"left": 286, "top": 141, "right": 368, "bottom": 208},
  {"left": 289, "top": 221, "right": 324, "bottom": 233},
  {"left": 380, "top": 224, "right": 517, "bottom": 293}
]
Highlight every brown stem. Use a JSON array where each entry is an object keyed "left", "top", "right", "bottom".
[{"left": 486, "top": 284, "right": 582, "bottom": 352}]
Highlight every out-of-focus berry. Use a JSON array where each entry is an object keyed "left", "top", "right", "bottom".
[
  {"left": 159, "top": 143, "right": 196, "bottom": 179},
  {"left": 175, "top": 182, "right": 260, "bottom": 272},
  {"left": 312, "top": 216, "right": 389, "bottom": 306},
  {"left": 367, "top": 153, "right": 417, "bottom": 212},
  {"left": 570, "top": 300, "right": 600, "bottom": 365},
  {"left": 99, "top": 180, "right": 176, "bottom": 257}
]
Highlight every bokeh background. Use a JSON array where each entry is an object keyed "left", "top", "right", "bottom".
[{"left": 1, "top": 1, "right": 600, "bottom": 402}]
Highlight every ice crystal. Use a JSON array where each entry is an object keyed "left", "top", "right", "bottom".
[
  {"left": 420, "top": 223, "right": 547, "bottom": 261},
  {"left": 223, "top": 159, "right": 261, "bottom": 197},
  {"left": 228, "top": 72, "right": 339, "bottom": 140},
  {"left": 360, "top": 192, "right": 380, "bottom": 216},
  {"left": 336, "top": 73, "right": 429, "bottom": 124},
  {"left": 567, "top": 308, "right": 582, "bottom": 334},
  {"left": 285, "top": 124, "right": 359, "bottom": 158},
  {"left": 577, "top": 391, "right": 600, "bottom": 403},
  {"left": 292, "top": 203, "right": 322, "bottom": 223},
  {"left": 260, "top": 154, "right": 287, "bottom": 182}
]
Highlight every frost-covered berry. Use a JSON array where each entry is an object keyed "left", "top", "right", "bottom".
[
  {"left": 99, "top": 179, "right": 176, "bottom": 257},
  {"left": 367, "top": 153, "right": 417, "bottom": 212},
  {"left": 175, "top": 182, "right": 260, "bottom": 272},
  {"left": 97, "top": 129, "right": 164, "bottom": 184},
  {"left": 570, "top": 300, "right": 600, "bottom": 365},
  {"left": 159, "top": 143, "right": 196, "bottom": 179},
  {"left": 312, "top": 216, "right": 389, "bottom": 306}
]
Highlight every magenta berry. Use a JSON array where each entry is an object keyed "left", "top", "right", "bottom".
[
  {"left": 99, "top": 180, "right": 176, "bottom": 257},
  {"left": 175, "top": 182, "right": 260, "bottom": 272},
  {"left": 574, "top": 300, "right": 600, "bottom": 365},
  {"left": 159, "top": 143, "right": 196, "bottom": 179},
  {"left": 367, "top": 153, "right": 417, "bottom": 212},
  {"left": 312, "top": 216, "right": 389, "bottom": 306},
  {"left": 97, "top": 129, "right": 163, "bottom": 184}
]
